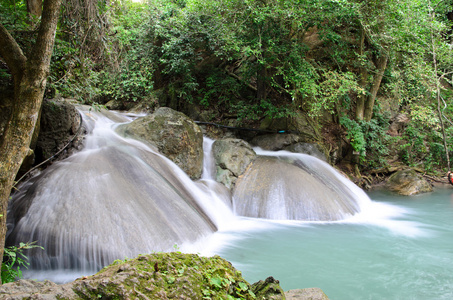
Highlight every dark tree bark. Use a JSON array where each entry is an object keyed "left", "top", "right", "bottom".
[{"left": 0, "top": 0, "right": 61, "bottom": 263}]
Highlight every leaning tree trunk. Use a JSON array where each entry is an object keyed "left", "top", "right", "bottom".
[
  {"left": 364, "top": 54, "right": 388, "bottom": 122},
  {"left": 0, "top": 0, "right": 61, "bottom": 262}
]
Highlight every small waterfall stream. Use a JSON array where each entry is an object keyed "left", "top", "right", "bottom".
[{"left": 7, "top": 108, "right": 374, "bottom": 281}]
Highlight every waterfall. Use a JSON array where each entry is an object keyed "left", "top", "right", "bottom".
[
  {"left": 232, "top": 148, "right": 371, "bottom": 221},
  {"left": 6, "top": 108, "right": 224, "bottom": 273},
  {"left": 6, "top": 108, "right": 372, "bottom": 281}
]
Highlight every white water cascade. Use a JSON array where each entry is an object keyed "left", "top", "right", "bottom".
[
  {"left": 6, "top": 108, "right": 373, "bottom": 280},
  {"left": 232, "top": 149, "right": 370, "bottom": 221}
]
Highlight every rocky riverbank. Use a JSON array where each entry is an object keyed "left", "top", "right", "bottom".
[{"left": 0, "top": 252, "right": 329, "bottom": 300}]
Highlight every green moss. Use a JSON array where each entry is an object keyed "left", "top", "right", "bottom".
[{"left": 72, "top": 252, "right": 257, "bottom": 300}]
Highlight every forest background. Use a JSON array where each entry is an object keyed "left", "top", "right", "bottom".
[{"left": 3, "top": 0, "right": 453, "bottom": 177}]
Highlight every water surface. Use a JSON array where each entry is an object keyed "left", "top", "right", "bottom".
[{"left": 207, "top": 188, "right": 453, "bottom": 300}]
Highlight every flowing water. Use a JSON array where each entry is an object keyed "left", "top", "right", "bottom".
[
  {"left": 204, "top": 188, "right": 453, "bottom": 300},
  {"left": 7, "top": 109, "right": 453, "bottom": 299}
]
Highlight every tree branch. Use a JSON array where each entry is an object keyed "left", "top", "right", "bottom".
[{"left": 0, "top": 24, "right": 27, "bottom": 86}]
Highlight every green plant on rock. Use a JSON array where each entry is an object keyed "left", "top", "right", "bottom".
[{"left": 1, "top": 242, "right": 44, "bottom": 284}]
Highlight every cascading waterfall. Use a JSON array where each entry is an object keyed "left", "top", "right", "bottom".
[
  {"left": 6, "top": 108, "right": 226, "bottom": 273},
  {"left": 6, "top": 108, "right": 372, "bottom": 281},
  {"left": 232, "top": 148, "right": 371, "bottom": 221}
]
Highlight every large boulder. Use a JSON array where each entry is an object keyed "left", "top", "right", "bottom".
[
  {"left": 116, "top": 107, "right": 204, "bottom": 179},
  {"left": 386, "top": 169, "right": 433, "bottom": 196},
  {"left": 0, "top": 253, "right": 258, "bottom": 300},
  {"left": 232, "top": 156, "right": 360, "bottom": 221},
  {"left": 0, "top": 253, "right": 330, "bottom": 299},
  {"left": 212, "top": 138, "right": 256, "bottom": 189},
  {"left": 35, "top": 99, "right": 83, "bottom": 163}
]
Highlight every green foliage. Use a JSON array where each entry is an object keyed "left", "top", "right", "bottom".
[
  {"left": 98, "top": 1, "right": 155, "bottom": 103},
  {"left": 341, "top": 111, "right": 392, "bottom": 169},
  {"left": 340, "top": 116, "right": 366, "bottom": 157},
  {"left": 398, "top": 123, "right": 448, "bottom": 172},
  {"left": 1, "top": 242, "right": 44, "bottom": 284}
]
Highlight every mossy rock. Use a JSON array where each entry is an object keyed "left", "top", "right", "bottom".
[
  {"left": 72, "top": 252, "right": 257, "bottom": 300},
  {"left": 386, "top": 169, "right": 433, "bottom": 196},
  {"left": 116, "top": 107, "right": 204, "bottom": 179}
]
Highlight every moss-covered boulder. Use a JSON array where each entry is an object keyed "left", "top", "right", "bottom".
[
  {"left": 386, "top": 169, "right": 433, "bottom": 196},
  {"left": 116, "top": 107, "right": 203, "bottom": 179},
  {"left": 252, "top": 276, "right": 285, "bottom": 299},
  {"left": 72, "top": 253, "right": 256, "bottom": 299},
  {"left": 0, "top": 253, "right": 332, "bottom": 299}
]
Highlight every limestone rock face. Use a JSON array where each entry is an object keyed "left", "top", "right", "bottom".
[
  {"left": 116, "top": 107, "right": 203, "bottom": 179},
  {"left": 387, "top": 169, "right": 433, "bottom": 196},
  {"left": 212, "top": 138, "right": 256, "bottom": 189}
]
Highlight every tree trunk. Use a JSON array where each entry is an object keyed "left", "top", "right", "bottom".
[
  {"left": 364, "top": 54, "right": 388, "bottom": 122},
  {"left": 27, "top": 0, "right": 43, "bottom": 18},
  {"left": 355, "top": 28, "right": 367, "bottom": 121},
  {"left": 0, "top": 0, "right": 61, "bottom": 263}
]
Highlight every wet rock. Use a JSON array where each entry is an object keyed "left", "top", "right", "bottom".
[
  {"left": 232, "top": 156, "right": 360, "bottom": 221},
  {"left": 116, "top": 107, "right": 203, "bottom": 179},
  {"left": 386, "top": 169, "right": 433, "bottom": 196},
  {"left": 212, "top": 138, "right": 256, "bottom": 189},
  {"left": 285, "top": 288, "right": 330, "bottom": 300},
  {"left": 251, "top": 276, "right": 285, "bottom": 300}
]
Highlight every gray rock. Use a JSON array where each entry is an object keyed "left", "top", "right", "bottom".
[
  {"left": 116, "top": 107, "right": 204, "bottom": 179},
  {"left": 285, "top": 288, "right": 330, "bottom": 300},
  {"left": 35, "top": 99, "right": 83, "bottom": 162},
  {"left": 212, "top": 138, "right": 256, "bottom": 189},
  {"left": 386, "top": 169, "right": 433, "bottom": 196},
  {"left": 0, "top": 279, "right": 77, "bottom": 299}
]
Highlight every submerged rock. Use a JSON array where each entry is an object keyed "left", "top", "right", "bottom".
[
  {"left": 212, "top": 138, "right": 256, "bottom": 189},
  {"left": 116, "top": 107, "right": 203, "bottom": 179},
  {"left": 386, "top": 169, "right": 433, "bottom": 196}
]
